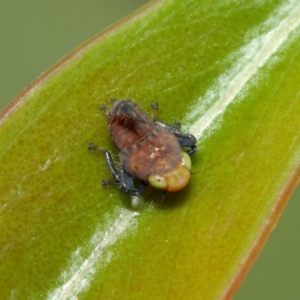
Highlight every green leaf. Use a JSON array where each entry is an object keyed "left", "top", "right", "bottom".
[{"left": 1, "top": 1, "right": 300, "bottom": 299}]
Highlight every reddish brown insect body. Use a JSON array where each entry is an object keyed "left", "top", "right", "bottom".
[{"left": 107, "top": 100, "right": 192, "bottom": 192}]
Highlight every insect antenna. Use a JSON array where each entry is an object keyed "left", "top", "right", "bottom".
[
  {"left": 191, "top": 151, "right": 237, "bottom": 175},
  {"left": 151, "top": 190, "right": 167, "bottom": 209},
  {"left": 159, "top": 191, "right": 167, "bottom": 207}
]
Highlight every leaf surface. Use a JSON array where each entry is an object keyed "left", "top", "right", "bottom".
[{"left": 1, "top": 1, "right": 300, "bottom": 299}]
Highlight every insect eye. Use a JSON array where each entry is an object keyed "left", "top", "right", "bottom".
[{"left": 148, "top": 174, "right": 168, "bottom": 190}]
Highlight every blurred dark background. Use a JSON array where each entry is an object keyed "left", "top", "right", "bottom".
[{"left": 0, "top": 1, "right": 299, "bottom": 299}]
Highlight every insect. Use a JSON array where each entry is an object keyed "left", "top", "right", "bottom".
[{"left": 88, "top": 99, "right": 197, "bottom": 199}]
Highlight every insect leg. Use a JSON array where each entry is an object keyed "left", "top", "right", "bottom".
[
  {"left": 151, "top": 102, "right": 159, "bottom": 121},
  {"left": 102, "top": 179, "right": 119, "bottom": 186},
  {"left": 173, "top": 132, "right": 197, "bottom": 155},
  {"left": 154, "top": 120, "right": 198, "bottom": 155},
  {"left": 173, "top": 120, "right": 181, "bottom": 130},
  {"left": 119, "top": 165, "right": 134, "bottom": 193},
  {"left": 151, "top": 103, "right": 181, "bottom": 129},
  {"left": 88, "top": 142, "right": 147, "bottom": 195},
  {"left": 119, "top": 165, "right": 147, "bottom": 195},
  {"left": 100, "top": 104, "right": 107, "bottom": 111},
  {"left": 100, "top": 98, "right": 117, "bottom": 112},
  {"left": 88, "top": 142, "right": 120, "bottom": 181},
  {"left": 151, "top": 102, "right": 159, "bottom": 110}
]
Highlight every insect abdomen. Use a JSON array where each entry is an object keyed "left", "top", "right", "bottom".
[
  {"left": 108, "top": 100, "right": 155, "bottom": 150},
  {"left": 120, "top": 126, "right": 182, "bottom": 182}
]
